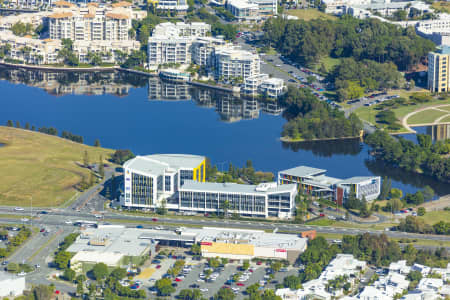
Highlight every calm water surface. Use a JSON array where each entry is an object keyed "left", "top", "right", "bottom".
[{"left": 0, "top": 68, "right": 449, "bottom": 195}]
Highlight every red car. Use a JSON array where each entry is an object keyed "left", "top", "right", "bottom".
[
  {"left": 152, "top": 218, "right": 158, "bottom": 222},
  {"left": 320, "top": 213, "right": 325, "bottom": 217},
  {"left": 256, "top": 261, "right": 262, "bottom": 265},
  {"left": 40, "top": 228, "right": 45, "bottom": 233},
  {"left": 237, "top": 283, "right": 245, "bottom": 286},
  {"left": 156, "top": 265, "right": 161, "bottom": 269},
  {"left": 175, "top": 278, "right": 183, "bottom": 282}
]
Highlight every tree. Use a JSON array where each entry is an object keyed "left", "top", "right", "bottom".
[
  {"left": 92, "top": 262, "right": 109, "bottom": 281},
  {"left": 191, "top": 243, "right": 201, "bottom": 255},
  {"left": 54, "top": 250, "right": 72, "bottom": 269},
  {"left": 155, "top": 278, "right": 175, "bottom": 296},
  {"left": 422, "top": 186, "right": 434, "bottom": 202},
  {"left": 390, "top": 198, "right": 403, "bottom": 213},
  {"left": 110, "top": 267, "right": 127, "bottom": 280},
  {"left": 283, "top": 275, "right": 302, "bottom": 289},
  {"left": 25, "top": 122, "right": 30, "bottom": 130},
  {"left": 407, "top": 270, "right": 422, "bottom": 282},
  {"left": 270, "top": 261, "right": 282, "bottom": 273},
  {"left": 179, "top": 289, "right": 204, "bottom": 300},
  {"left": 6, "top": 120, "right": 13, "bottom": 127},
  {"left": 33, "top": 285, "right": 54, "bottom": 300},
  {"left": 417, "top": 207, "right": 426, "bottom": 216},
  {"left": 63, "top": 268, "right": 76, "bottom": 281},
  {"left": 390, "top": 188, "right": 403, "bottom": 199},
  {"left": 214, "top": 287, "right": 235, "bottom": 300},
  {"left": 379, "top": 177, "right": 391, "bottom": 200},
  {"left": 242, "top": 260, "right": 250, "bottom": 270},
  {"left": 83, "top": 150, "right": 89, "bottom": 167},
  {"left": 99, "top": 155, "right": 105, "bottom": 178},
  {"left": 76, "top": 281, "right": 84, "bottom": 296},
  {"left": 15, "top": 121, "right": 21, "bottom": 128},
  {"left": 94, "top": 139, "right": 101, "bottom": 147},
  {"left": 111, "top": 149, "right": 135, "bottom": 164}
]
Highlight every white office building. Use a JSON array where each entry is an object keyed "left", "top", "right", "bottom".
[
  {"left": 178, "top": 181, "right": 297, "bottom": 218},
  {"left": 122, "top": 154, "right": 206, "bottom": 209},
  {"left": 214, "top": 46, "right": 260, "bottom": 80},
  {"left": 0, "top": 272, "right": 25, "bottom": 297},
  {"left": 227, "top": 0, "right": 277, "bottom": 21}
]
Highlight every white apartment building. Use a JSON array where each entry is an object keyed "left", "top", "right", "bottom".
[
  {"left": 156, "top": 0, "right": 189, "bottom": 13},
  {"left": 191, "top": 37, "right": 226, "bottom": 66},
  {"left": 148, "top": 22, "right": 211, "bottom": 67},
  {"left": 73, "top": 40, "right": 140, "bottom": 64},
  {"left": 48, "top": 2, "right": 137, "bottom": 41},
  {"left": 0, "top": 31, "right": 62, "bottom": 64},
  {"left": 227, "top": 0, "right": 277, "bottom": 21},
  {"left": 244, "top": 74, "right": 285, "bottom": 97},
  {"left": 0, "top": 11, "right": 49, "bottom": 31},
  {"left": 428, "top": 47, "right": 450, "bottom": 92},
  {"left": 214, "top": 46, "right": 260, "bottom": 80}
]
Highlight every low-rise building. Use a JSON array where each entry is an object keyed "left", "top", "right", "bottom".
[
  {"left": 244, "top": 74, "right": 285, "bottom": 97},
  {"left": 214, "top": 46, "right": 260, "bottom": 80},
  {"left": 389, "top": 260, "right": 411, "bottom": 275},
  {"left": 156, "top": 0, "right": 189, "bottom": 13},
  {"left": 226, "top": 0, "right": 278, "bottom": 21},
  {"left": 278, "top": 166, "right": 380, "bottom": 203},
  {"left": 0, "top": 272, "right": 25, "bottom": 297},
  {"left": 178, "top": 180, "right": 297, "bottom": 218}
]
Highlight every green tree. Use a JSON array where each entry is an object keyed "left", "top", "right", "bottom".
[
  {"left": 242, "top": 260, "right": 250, "bottom": 270},
  {"left": 155, "top": 278, "right": 175, "bottom": 296},
  {"left": 63, "top": 268, "right": 76, "bottom": 281},
  {"left": 191, "top": 243, "right": 201, "bottom": 255},
  {"left": 33, "top": 285, "right": 54, "bottom": 300},
  {"left": 6, "top": 120, "right": 13, "bottom": 127},
  {"left": 15, "top": 121, "right": 21, "bottom": 128},
  {"left": 110, "top": 267, "right": 127, "bottom": 280},
  {"left": 83, "top": 150, "right": 89, "bottom": 167},
  {"left": 390, "top": 188, "right": 403, "bottom": 199},
  {"left": 417, "top": 207, "right": 426, "bottom": 216},
  {"left": 94, "top": 139, "right": 101, "bottom": 147},
  {"left": 99, "top": 155, "right": 105, "bottom": 178},
  {"left": 379, "top": 177, "right": 391, "bottom": 200},
  {"left": 25, "top": 122, "right": 30, "bottom": 130},
  {"left": 92, "top": 262, "right": 109, "bottom": 281},
  {"left": 422, "top": 186, "right": 434, "bottom": 202},
  {"left": 214, "top": 287, "right": 235, "bottom": 300},
  {"left": 54, "top": 251, "right": 72, "bottom": 269}
]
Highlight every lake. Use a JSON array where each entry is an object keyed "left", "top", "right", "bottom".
[{"left": 1, "top": 67, "right": 449, "bottom": 196}]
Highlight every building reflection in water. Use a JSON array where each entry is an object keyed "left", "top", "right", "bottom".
[{"left": 0, "top": 67, "right": 284, "bottom": 123}]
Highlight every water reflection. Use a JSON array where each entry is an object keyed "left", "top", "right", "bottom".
[{"left": 282, "top": 138, "right": 363, "bottom": 157}]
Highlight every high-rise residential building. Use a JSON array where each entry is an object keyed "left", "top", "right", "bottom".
[
  {"left": 428, "top": 47, "right": 450, "bottom": 92},
  {"left": 191, "top": 37, "right": 226, "bottom": 67},
  {"left": 48, "top": 2, "right": 138, "bottom": 41},
  {"left": 213, "top": 46, "right": 260, "bottom": 80},
  {"left": 147, "top": 22, "right": 211, "bottom": 67}
]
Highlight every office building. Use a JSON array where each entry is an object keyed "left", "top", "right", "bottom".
[
  {"left": 147, "top": 22, "right": 211, "bottom": 67},
  {"left": 0, "top": 272, "right": 25, "bottom": 297},
  {"left": 428, "top": 47, "right": 450, "bottom": 92},
  {"left": 178, "top": 180, "right": 297, "bottom": 218},
  {"left": 278, "top": 166, "right": 380, "bottom": 203},
  {"left": 48, "top": 2, "right": 139, "bottom": 41},
  {"left": 214, "top": 46, "right": 260, "bottom": 80},
  {"left": 226, "top": 0, "right": 278, "bottom": 21},
  {"left": 122, "top": 154, "right": 206, "bottom": 209}
]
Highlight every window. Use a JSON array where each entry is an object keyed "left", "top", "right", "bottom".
[{"left": 165, "top": 176, "right": 171, "bottom": 192}]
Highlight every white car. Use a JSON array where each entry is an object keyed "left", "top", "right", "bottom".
[
  {"left": 18, "top": 271, "right": 26, "bottom": 276},
  {"left": 328, "top": 216, "right": 336, "bottom": 220},
  {"left": 65, "top": 220, "right": 73, "bottom": 224},
  {"left": 21, "top": 218, "right": 29, "bottom": 222},
  {"left": 14, "top": 207, "right": 24, "bottom": 211},
  {"left": 200, "top": 288, "right": 208, "bottom": 292},
  {"left": 197, "top": 279, "right": 205, "bottom": 282}
]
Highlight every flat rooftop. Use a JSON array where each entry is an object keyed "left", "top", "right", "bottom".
[
  {"left": 180, "top": 180, "right": 297, "bottom": 194},
  {"left": 279, "top": 166, "right": 326, "bottom": 178},
  {"left": 123, "top": 154, "right": 205, "bottom": 175}
]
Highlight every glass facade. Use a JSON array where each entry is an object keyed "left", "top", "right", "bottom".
[
  {"left": 180, "top": 169, "right": 194, "bottom": 186},
  {"left": 131, "top": 173, "right": 154, "bottom": 206},
  {"left": 165, "top": 175, "right": 171, "bottom": 192}
]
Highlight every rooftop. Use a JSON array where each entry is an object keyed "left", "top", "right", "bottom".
[
  {"left": 145, "top": 154, "right": 205, "bottom": 169},
  {"left": 338, "top": 176, "right": 378, "bottom": 185},
  {"left": 279, "top": 166, "right": 326, "bottom": 178},
  {"left": 180, "top": 180, "right": 297, "bottom": 194}
]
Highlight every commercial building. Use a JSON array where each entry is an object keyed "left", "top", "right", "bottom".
[
  {"left": 226, "top": 0, "right": 278, "bottom": 21},
  {"left": 278, "top": 166, "right": 380, "bottom": 203},
  {"left": 67, "top": 225, "right": 158, "bottom": 272},
  {"left": 214, "top": 46, "right": 261, "bottom": 80},
  {"left": 0, "top": 272, "right": 25, "bottom": 297},
  {"left": 196, "top": 227, "right": 307, "bottom": 262},
  {"left": 428, "top": 47, "right": 450, "bottom": 92},
  {"left": 147, "top": 22, "right": 211, "bottom": 67},
  {"left": 122, "top": 154, "right": 206, "bottom": 209},
  {"left": 48, "top": 2, "right": 142, "bottom": 41},
  {"left": 178, "top": 180, "right": 297, "bottom": 218}
]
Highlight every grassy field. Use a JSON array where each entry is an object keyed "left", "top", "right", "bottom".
[
  {"left": 407, "top": 109, "right": 449, "bottom": 125},
  {"left": 441, "top": 115, "right": 450, "bottom": 123},
  {"left": 418, "top": 210, "right": 450, "bottom": 225},
  {"left": 0, "top": 126, "right": 113, "bottom": 207},
  {"left": 431, "top": 1, "right": 450, "bottom": 13},
  {"left": 286, "top": 9, "right": 337, "bottom": 21}
]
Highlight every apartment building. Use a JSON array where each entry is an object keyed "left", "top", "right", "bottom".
[
  {"left": 156, "top": 0, "right": 189, "bottom": 13},
  {"left": 73, "top": 40, "right": 140, "bottom": 63},
  {"left": 213, "top": 46, "right": 260, "bottom": 80},
  {"left": 226, "top": 0, "right": 277, "bottom": 21},
  {"left": 48, "top": 2, "right": 138, "bottom": 41},
  {"left": 428, "top": 47, "right": 450, "bottom": 92},
  {"left": 191, "top": 37, "right": 226, "bottom": 66},
  {"left": 148, "top": 22, "right": 211, "bottom": 67},
  {"left": 243, "top": 74, "right": 285, "bottom": 97}
]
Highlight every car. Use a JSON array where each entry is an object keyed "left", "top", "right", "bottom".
[
  {"left": 319, "top": 213, "right": 325, "bottom": 217},
  {"left": 197, "top": 279, "right": 205, "bottom": 282},
  {"left": 14, "top": 207, "right": 24, "bottom": 211},
  {"left": 130, "top": 283, "right": 140, "bottom": 290},
  {"left": 64, "top": 220, "right": 72, "bottom": 224},
  {"left": 200, "top": 288, "right": 209, "bottom": 292},
  {"left": 21, "top": 218, "right": 29, "bottom": 222},
  {"left": 40, "top": 211, "right": 48, "bottom": 214},
  {"left": 190, "top": 284, "right": 200, "bottom": 288},
  {"left": 136, "top": 225, "right": 143, "bottom": 229},
  {"left": 172, "top": 282, "right": 178, "bottom": 287},
  {"left": 152, "top": 218, "right": 158, "bottom": 222},
  {"left": 40, "top": 228, "right": 45, "bottom": 233},
  {"left": 328, "top": 215, "right": 336, "bottom": 220},
  {"left": 256, "top": 261, "right": 262, "bottom": 265},
  {"left": 152, "top": 259, "right": 161, "bottom": 264},
  {"left": 333, "top": 239, "right": 342, "bottom": 244},
  {"left": 156, "top": 265, "right": 161, "bottom": 269},
  {"left": 175, "top": 277, "right": 183, "bottom": 282},
  {"left": 18, "top": 271, "right": 26, "bottom": 276},
  {"left": 280, "top": 268, "right": 288, "bottom": 272},
  {"left": 35, "top": 264, "right": 40, "bottom": 268},
  {"left": 237, "top": 283, "right": 245, "bottom": 286},
  {"left": 2, "top": 261, "right": 8, "bottom": 265},
  {"left": 411, "top": 212, "right": 417, "bottom": 216}
]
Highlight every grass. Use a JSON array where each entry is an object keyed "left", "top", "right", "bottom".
[
  {"left": 313, "top": 56, "right": 341, "bottom": 74},
  {"left": 440, "top": 115, "right": 450, "bottom": 123},
  {"left": 0, "top": 126, "right": 114, "bottom": 207},
  {"left": 431, "top": 1, "right": 450, "bottom": 13},
  {"left": 407, "top": 109, "right": 450, "bottom": 125},
  {"left": 418, "top": 210, "right": 450, "bottom": 225},
  {"left": 391, "top": 98, "right": 450, "bottom": 120},
  {"left": 286, "top": 9, "right": 337, "bottom": 21}
]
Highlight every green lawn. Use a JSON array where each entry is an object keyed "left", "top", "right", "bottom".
[
  {"left": 286, "top": 9, "right": 337, "bottom": 21},
  {"left": 418, "top": 210, "right": 450, "bottom": 225},
  {"left": 391, "top": 98, "right": 450, "bottom": 120},
  {"left": 0, "top": 126, "right": 114, "bottom": 207},
  {"left": 407, "top": 109, "right": 449, "bottom": 125},
  {"left": 440, "top": 115, "right": 450, "bottom": 123}
]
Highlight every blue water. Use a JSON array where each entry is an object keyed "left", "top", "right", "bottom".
[{"left": 1, "top": 73, "right": 449, "bottom": 196}]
